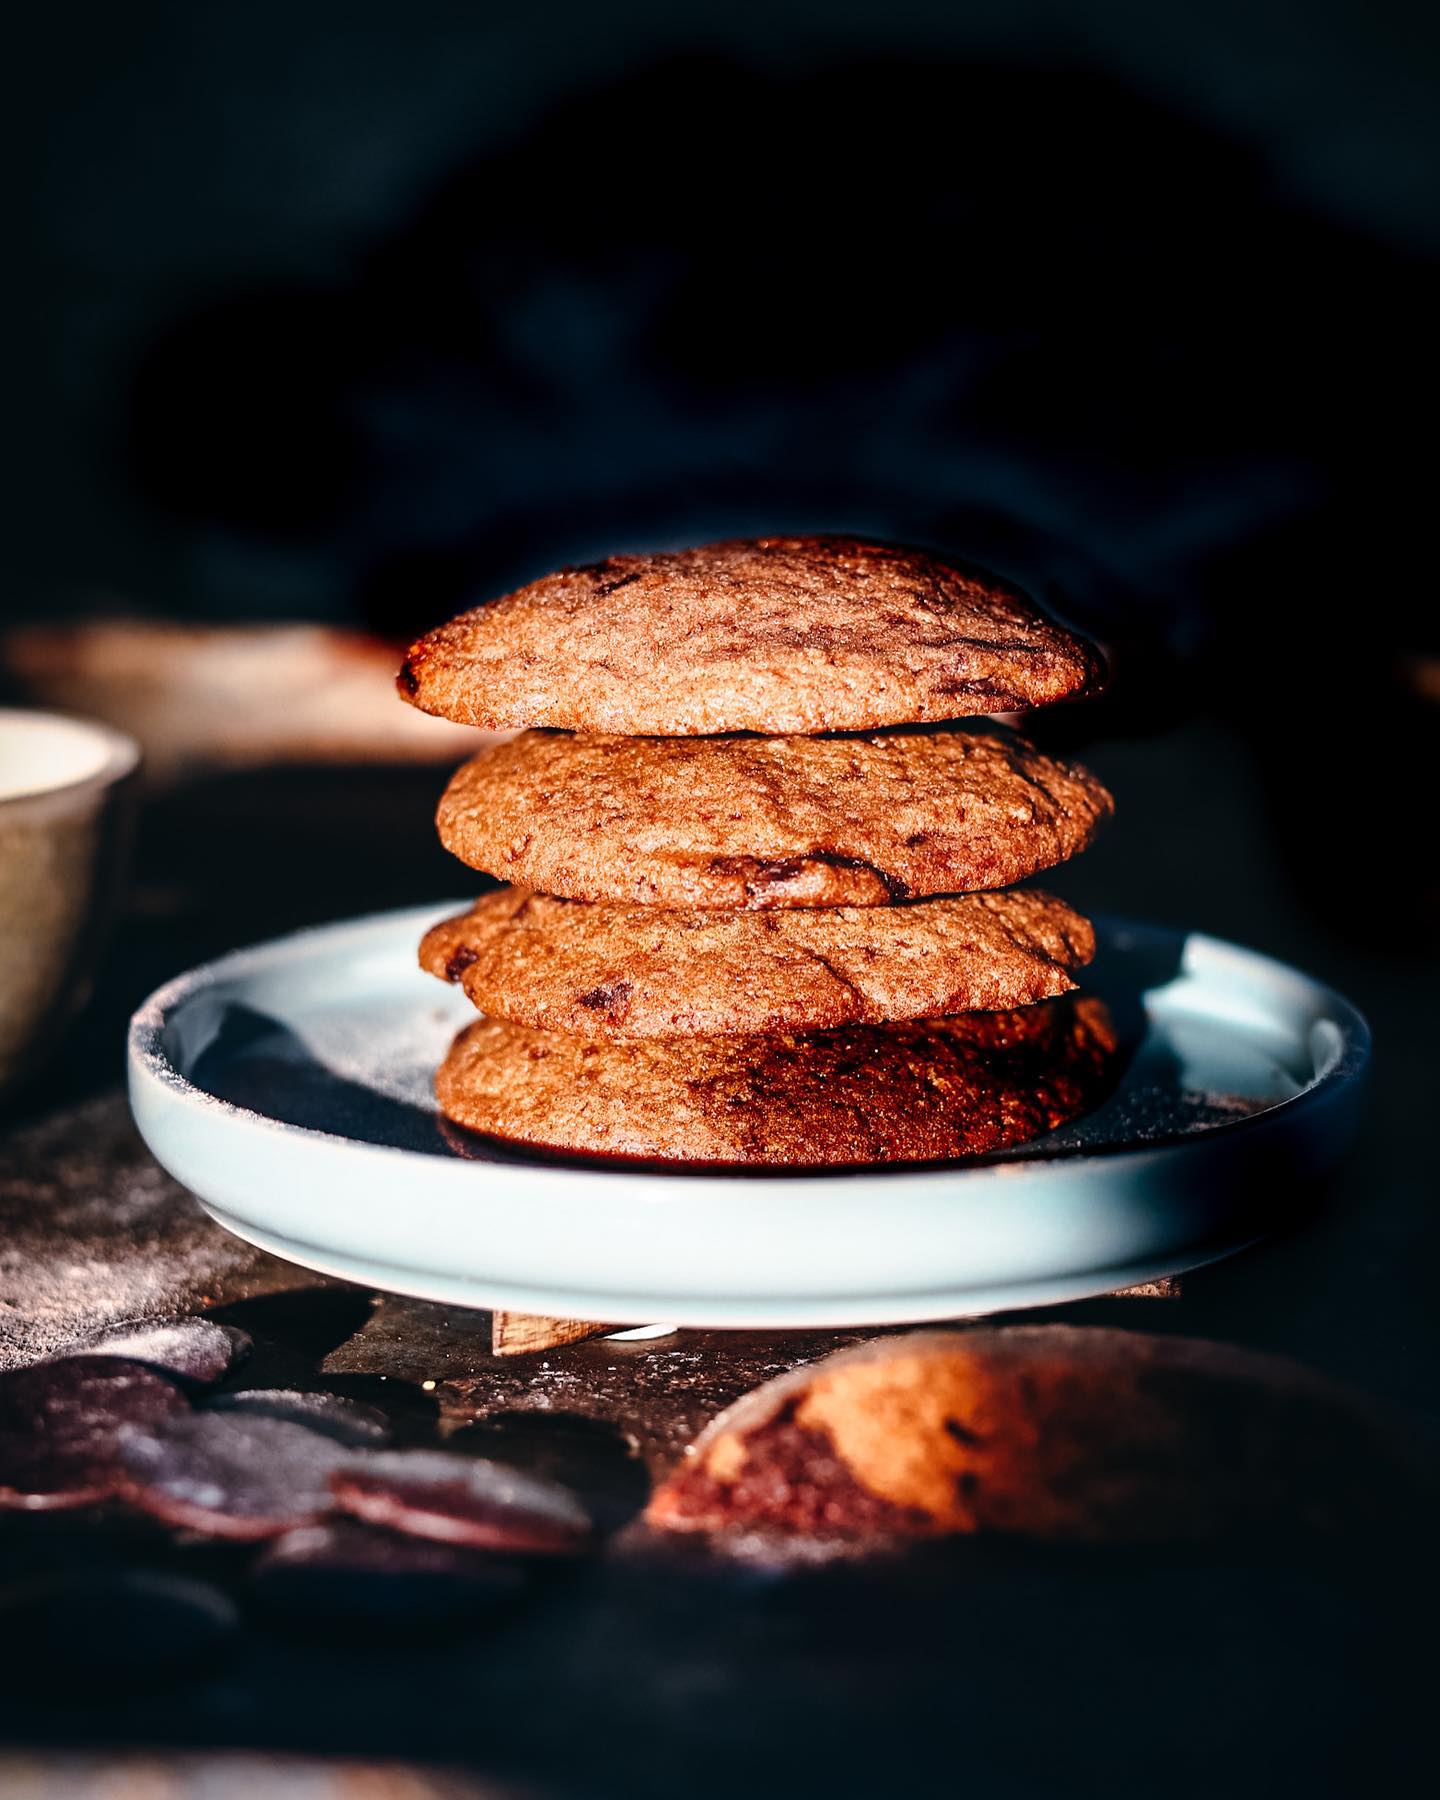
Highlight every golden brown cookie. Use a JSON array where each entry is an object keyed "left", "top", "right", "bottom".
[
  {"left": 421, "top": 887, "right": 1095, "bottom": 1036},
  {"left": 645, "top": 1326, "right": 1411, "bottom": 1545},
  {"left": 437, "top": 725, "right": 1113, "bottom": 907},
  {"left": 433, "top": 997, "right": 1118, "bottom": 1166},
  {"left": 399, "top": 537, "right": 1104, "bottom": 735}
]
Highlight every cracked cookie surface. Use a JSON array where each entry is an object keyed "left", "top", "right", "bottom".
[
  {"left": 432, "top": 995, "right": 1118, "bottom": 1165},
  {"left": 422, "top": 887, "right": 1096, "bottom": 1036},
  {"left": 436, "top": 725, "right": 1112, "bottom": 907},
  {"left": 399, "top": 536, "right": 1104, "bottom": 734}
]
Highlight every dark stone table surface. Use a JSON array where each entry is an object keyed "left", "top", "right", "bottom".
[{"left": 1, "top": 720, "right": 1435, "bottom": 1797}]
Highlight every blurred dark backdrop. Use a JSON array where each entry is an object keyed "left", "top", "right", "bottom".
[
  {"left": 7, "top": 0, "right": 1439, "bottom": 928},
  {"left": 9, "top": 0, "right": 1437, "bottom": 630}
]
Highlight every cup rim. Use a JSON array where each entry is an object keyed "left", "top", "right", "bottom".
[{"left": 0, "top": 705, "right": 142, "bottom": 811}]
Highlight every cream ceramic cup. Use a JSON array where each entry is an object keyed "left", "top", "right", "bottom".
[{"left": 0, "top": 707, "right": 140, "bottom": 1098}]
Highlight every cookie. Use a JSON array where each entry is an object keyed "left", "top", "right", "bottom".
[
  {"left": 421, "top": 887, "right": 1095, "bottom": 1036},
  {"left": 399, "top": 537, "right": 1104, "bottom": 734},
  {"left": 433, "top": 996, "right": 1118, "bottom": 1166},
  {"left": 437, "top": 725, "right": 1113, "bottom": 907},
  {"left": 645, "top": 1326, "right": 1413, "bottom": 1545}
]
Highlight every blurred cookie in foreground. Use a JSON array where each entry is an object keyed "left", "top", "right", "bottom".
[
  {"left": 421, "top": 887, "right": 1096, "bottom": 1036},
  {"left": 646, "top": 1326, "right": 1428, "bottom": 1546},
  {"left": 400, "top": 536, "right": 1104, "bottom": 735},
  {"left": 434, "top": 997, "right": 1118, "bottom": 1166},
  {"left": 436, "top": 724, "right": 1113, "bottom": 907}
]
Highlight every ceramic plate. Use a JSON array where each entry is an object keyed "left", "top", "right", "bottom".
[{"left": 127, "top": 904, "right": 1369, "bottom": 1327}]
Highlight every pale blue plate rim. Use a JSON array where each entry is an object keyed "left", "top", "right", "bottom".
[{"left": 124, "top": 903, "right": 1370, "bottom": 1325}]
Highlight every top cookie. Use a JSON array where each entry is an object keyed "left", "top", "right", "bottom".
[{"left": 397, "top": 536, "right": 1104, "bottom": 734}]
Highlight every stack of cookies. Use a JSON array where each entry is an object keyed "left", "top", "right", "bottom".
[{"left": 398, "top": 536, "right": 1117, "bottom": 1167}]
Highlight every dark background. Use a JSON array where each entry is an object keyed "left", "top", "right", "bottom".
[
  {"left": 8, "top": 0, "right": 1438, "bottom": 643},
  {"left": 9, "top": 0, "right": 1439, "bottom": 924},
  {"left": 4, "top": 5, "right": 1439, "bottom": 1794}
]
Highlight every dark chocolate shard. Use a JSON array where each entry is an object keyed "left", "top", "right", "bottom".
[
  {"left": 251, "top": 1520, "right": 528, "bottom": 1626},
  {"left": 204, "top": 1388, "right": 392, "bottom": 1448},
  {"left": 0, "top": 1433, "right": 120, "bottom": 1511},
  {"left": 0, "top": 1357, "right": 191, "bottom": 1511},
  {"left": 329, "top": 1449, "right": 593, "bottom": 1554},
  {"left": 117, "top": 1412, "right": 353, "bottom": 1540},
  {"left": 449, "top": 1411, "right": 650, "bottom": 1533},
  {"left": 59, "top": 1318, "right": 252, "bottom": 1390}
]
